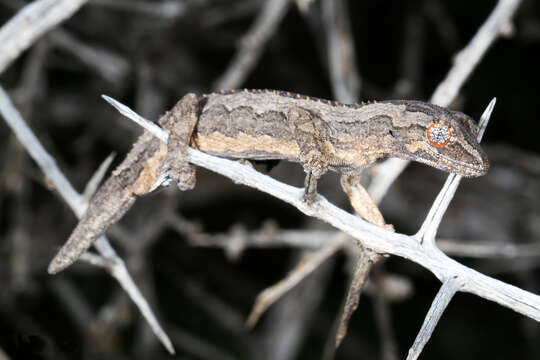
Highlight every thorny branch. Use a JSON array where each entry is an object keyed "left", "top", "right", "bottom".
[
  {"left": 406, "top": 276, "right": 463, "bottom": 360},
  {"left": 105, "top": 97, "right": 540, "bottom": 333},
  {"left": 367, "top": 0, "right": 523, "bottom": 201},
  {"left": 0, "top": 0, "right": 534, "bottom": 357},
  {"left": 0, "top": 87, "right": 175, "bottom": 354}
]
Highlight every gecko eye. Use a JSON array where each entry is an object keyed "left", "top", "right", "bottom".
[
  {"left": 389, "top": 130, "right": 396, "bottom": 137},
  {"left": 427, "top": 122, "right": 452, "bottom": 147}
]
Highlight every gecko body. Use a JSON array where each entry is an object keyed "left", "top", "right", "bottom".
[{"left": 48, "top": 89, "right": 489, "bottom": 274}]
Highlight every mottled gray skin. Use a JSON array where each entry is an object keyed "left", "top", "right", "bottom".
[
  {"left": 194, "top": 90, "right": 488, "bottom": 177},
  {"left": 48, "top": 89, "right": 488, "bottom": 274}
]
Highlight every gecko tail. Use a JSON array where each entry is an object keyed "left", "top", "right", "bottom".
[{"left": 48, "top": 178, "right": 137, "bottom": 274}]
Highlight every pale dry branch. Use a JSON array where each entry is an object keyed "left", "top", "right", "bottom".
[
  {"left": 107, "top": 97, "right": 540, "bottom": 324},
  {"left": 295, "top": 0, "right": 315, "bottom": 14},
  {"left": 191, "top": 227, "right": 540, "bottom": 261},
  {"left": 0, "top": 87, "right": 174, "bottom": 355},
  {"left": 367, "top": 0, "right": 522, "bottom": 202},
  {"left": 257, "top": 251, "right": 335, "bottom": 360},
  {"left": 0, "top": 0, "right": 89, "bottom": 74},
  {"left": 335, "top": 251, "right": 373, "bottom": 348},
  {"left": 246, "top": 234, "right": 347, "bottom": 328},
  {"left": 406, "top": 277, "right": 463, "bottom": 360},
  {"left": 438, "top": 240, "right": 540, "bottom": 259},
  {"left": 367, "top": 158, "right": 409, "bottom": 204},
  {"left": 212, "top": 0, "right": 291, "bottom": 90},
  {"left": 188, "top": 227, "right": 330, "bottom": 249},
  {"left": 400, "top": 99, "right": 494, "bottom": 358},
  {"left": 82, "top": 152, "right": 115, "bottom": 201},
  {"left": 415, "top": 98, "right": 495, "bottom": 248},
  {"left": 430, "top": 1, "right": 521, "bottom": 105}
]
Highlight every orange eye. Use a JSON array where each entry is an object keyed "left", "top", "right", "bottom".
[{"left": 427, "top": 122, "right": 452, "bottom": 147}]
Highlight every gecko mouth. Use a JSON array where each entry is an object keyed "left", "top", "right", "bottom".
[{"left": 411, "top": 148, "right": 488, "bottom": 177}]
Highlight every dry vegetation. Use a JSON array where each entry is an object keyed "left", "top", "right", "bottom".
[{"left": 0, "top": 0, "right": 539, "bottom": 359}]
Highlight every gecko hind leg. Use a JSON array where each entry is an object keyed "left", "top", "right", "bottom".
[{"left": 158, "top": 93, "right": 200, "bottom": 191}]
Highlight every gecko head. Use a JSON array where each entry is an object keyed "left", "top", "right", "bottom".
[{"left": 386, "top": 101, "right": 489, "bottom": 177}]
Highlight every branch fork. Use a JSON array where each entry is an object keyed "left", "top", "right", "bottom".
[{"left": 103, "top": 95, "right": 539, "bottom": 360}]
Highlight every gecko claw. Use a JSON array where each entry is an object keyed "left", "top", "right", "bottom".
[{"left": 302, "top": 172, "right": 319, "bottom": 204}]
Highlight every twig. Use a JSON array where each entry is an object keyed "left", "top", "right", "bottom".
[
  {"left": 106, "top": 97, "right": 540, "bottom": 323},
  {"left": 256, "top": 249, "right": 335, "bottom": 360},
  {"left": 199, "top": 0, "right": 263, "bottom": 28},
  {"left": 212, "top": 0, "right": 291, "bottom": 90},
  {"left": 82, "top": 153, "right": 115, "bottom": 201},
  {"left": 423, "top": 0, "right": 459, "bottom": 52},
  {"left": 102, "top": 95, "right": 168, "bottom": 142},
  {"left": 406, "top": 277, "right": 463, "bottom": 360},
  {"left": 393, "top": 3, "right": 424, "bottom": 98},
  {"left": 415, "top": 98, "right": 495, "bottom": 248},
  {"left": 402, "top": 99, "right": 495, "bottom": 358},
  {"left": 366, "top": 0, "right": 522, "bottom": 203},
  {"left": 246, "top": 234, "right": 347, "bottom": 328},
  {"left": 367, "top": 158, "right": 409, "bottom": 204},
  {"left": 430, "top": 0, "right": 521, "bottom": 105},
  {"left": 335, "top": 251, "right": 373, "bottom": 347},
  {"left": 49, "top": 30, "right": 130, "bottom": 84},
  {"left": 322, "top": 0, "right": 361, "bottom": 103},
  {"left": 185, "top": 227, "right": 540, "bottom": 260},
  {"left": 0, "top": 0, "right": 89, "bottom": 74},
  {"left": 0, "top": 86, "right": 175, "bottom": 354},
  {"left": 438, "top": 240, "right": 540, "bottom": 259}
]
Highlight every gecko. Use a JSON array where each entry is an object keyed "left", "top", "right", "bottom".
[{"left": 47, "top": 89, "right": 489, "bottom": 274}]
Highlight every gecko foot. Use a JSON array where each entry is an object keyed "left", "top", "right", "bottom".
[{"left": 302, "top": 172, "right": 319, "bottom": 204}]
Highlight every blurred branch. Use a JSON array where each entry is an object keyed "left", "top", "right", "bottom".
[
  {"left": 212, "top": 0, "right": 291, "bottom": 90},
  {"left": 185, "top": 227, "right": 540, "bottom": 260},
  {"left": 49, "top": 30, "right": 130, "bottom": 84},
  {"left": 335, "top": 250, "right": 372, "bottom": 348},
  {"left": 322, "top": 0, "right": 361, "bottom": 103},
  {"left": 430, "top": 0, "right": 521, "bottom": 105},
  {"left": 367, "top": 0, "right": 523, "bottom": 202},
  {"left": 0, "top": 87, "right": 174, "bottom": 354},
  {"left": 246, "top": 234, "right": 347, "bottom": 328},
  {"left": 0, "top": 0, "right": 89, "bottom": 74},
  {"left": 90, "top": 0, "right": 188, "bottom": 20}
]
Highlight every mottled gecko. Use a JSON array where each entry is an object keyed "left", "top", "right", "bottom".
[{"left": 48, "top": 89, "right": 489, "bottom": 274}]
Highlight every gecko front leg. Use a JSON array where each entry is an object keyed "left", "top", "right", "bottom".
[
  {"left": 287, "top": 107, "right": 330, "bottom": 203},
  {"left": 158, "top": 93, "right": 200, "bottom": 190}
]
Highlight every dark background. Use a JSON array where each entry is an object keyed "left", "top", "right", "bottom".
[{"left": 0, "top": 0, "right": 539, "bottom": 359}]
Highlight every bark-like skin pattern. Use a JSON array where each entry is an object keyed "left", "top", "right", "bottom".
[{"left": 48, "top": 89, "right": 488, "bottom": 274}]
